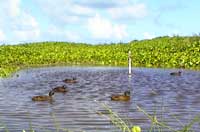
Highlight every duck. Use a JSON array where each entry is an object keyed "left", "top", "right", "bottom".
[
  {"left": 52, "top": 85, "right": 68, "bottom": 93},
  {"left": 32, "top": 91, "right": 54, "bottom": 101},
  {"left": 63, "top": 77, "right": 77, "bottom": 83},
  {"left": 111, "top": 91, "right": 130, "bottom": 101},
  {"left": 170, "top": 71, "right": 181, "bottom": 76}
]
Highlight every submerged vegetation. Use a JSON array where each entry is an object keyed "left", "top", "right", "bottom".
[{"left": 0, "top": 35, "right": 200, "bottom": 77}]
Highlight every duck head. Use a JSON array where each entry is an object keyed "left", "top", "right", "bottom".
[
  {"left": 49, "top": 91, "right": 55, "bottom": 96},
  {"left": 124, "top": 91, "right": 130, "bottom": 96}
]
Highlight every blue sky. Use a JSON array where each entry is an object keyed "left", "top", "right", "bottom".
[{"left": 0, "top": 0, "right": 200, "bottom": 44}]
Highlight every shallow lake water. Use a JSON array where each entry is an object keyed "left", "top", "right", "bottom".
[{"left": 0, "top": 67, "right": 199, "bottom": 132}]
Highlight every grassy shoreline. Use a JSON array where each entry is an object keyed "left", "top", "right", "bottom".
[{"left": 0, "top": 36, "right": 199, "bottom": 77}]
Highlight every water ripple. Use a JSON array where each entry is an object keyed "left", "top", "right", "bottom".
[{"left": 0, "top": 67, "right": 199, "bottom": 132}]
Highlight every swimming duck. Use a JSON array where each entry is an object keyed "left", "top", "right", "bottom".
[
  {"left": 111, "top": 91, "right": 130, "bottom": 101},
  {"left": 170, "top": 71, "right": 181, "bottom": 76},
  {"left": 63, "top": 77, "right": 77, "bottom": 83},
  {"left": 53, "top": 85, "right": 68, "bottom": 93},
  {"left": 32, "top": 91, "right": 54, "bottom": 101}
]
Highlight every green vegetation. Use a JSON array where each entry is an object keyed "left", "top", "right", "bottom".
[
  {"left": 96, "top": 103, "right": 200, "bottom": 132},
  {"left": 98, "top": 103, "right": 142, "bottom": 132},
  {"left": 0, "top": 36, "right": 200, "bottom": 77},
  {"left": 137, "top": 105, "right": 200, "bottom": 132}
]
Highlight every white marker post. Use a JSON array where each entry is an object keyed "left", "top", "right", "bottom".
[
  {"left": 128, "top": 50, "right": 132, "bottom": 77},
  {"left": 128, "top": 51, "right": 132, "bottom": 95}
]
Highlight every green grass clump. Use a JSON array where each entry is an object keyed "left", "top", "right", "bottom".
[
  {"left": 97, "top": 103, "right": 200, "bottom": 132},
  {"left": 0, "top": 35, "right": 200, "bottom": 77},
  {"left": 136, "top": 106, "right": 200, "bottom": 132},
  {"left": 98, "top": 103, "right": 141, "bottom": 132}
]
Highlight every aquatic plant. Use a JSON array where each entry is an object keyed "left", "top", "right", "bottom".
[
  {"left": 0, "top": 121, "right": 9, "bottom": 132},
  {"left": 22, "top": 130, "right": 35, "bottom": 132},
  {"left": 131, "top": 126, "right": 141, "bottom": 132},
  {"left": 137, "top": 105, "right": 200, "bottom": 132},
  {"left": 0, "top": 36, "right": 199, "bottom": 77},
  {"left": 97, "top": 103, "right": 141, "bottom": 132},
  {"left": 96, "top": 102, "right": 200, "bottom": 132}
]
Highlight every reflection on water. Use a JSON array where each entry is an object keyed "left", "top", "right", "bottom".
[{"left": 0, "top": 67, "right": 200, "bottom": 132}]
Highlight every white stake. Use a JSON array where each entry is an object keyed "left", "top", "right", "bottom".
[{"left": 128, "top": 51, "right": 132, "bottom": 77}]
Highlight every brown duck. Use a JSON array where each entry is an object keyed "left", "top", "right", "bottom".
[
  {"left": 53, "top": 85, "right": 68, "bottom": 93},
  {"left": 32, "top": 91, "right": 54, "bottom": 101},
  {"left": 111, "top": 91, "right": 130, "bottom": 101},
  {"left": 63, "top": 77, "right": 77, "bottom": 83},
  {"left": 170, "top": 71, "right": 181, "bottom": 76}
]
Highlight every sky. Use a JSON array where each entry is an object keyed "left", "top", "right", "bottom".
[{"left": 0, "top": 0, "right": 200, "bottom": 44}]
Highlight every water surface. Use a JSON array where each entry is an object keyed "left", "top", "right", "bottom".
[{"left": 0, "top": 67, "right": 199, "bottom": 132}]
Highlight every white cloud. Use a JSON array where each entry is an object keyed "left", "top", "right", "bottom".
[
  {"left": 108, "top": 3, "right": 147, "bottom": 20},
  {"left": 36, "top": 1, "right": 148, "bottom": 24},
  {"left": 13, "top": 30, "right": 40, "bottom": 41},
  {"left": 72, "top": 5, "right": 94, "bottom": 16},
  {"left": 44, "top": 25, "right": 80, "bottom": 42},
  {"left": 12, "top": 12, "right": 40, "bottom": 41},
  {"left": 0, "top": 0, "right": 20, "bottom": 17},
  {"left": 87, "top": 14, "right": 128, "bottom": 40},
  {"left": 0, "top": 30, "right": 6, "bottom": 41},
  {"left": 12, "top": 12, "right": 39, "bottom": 30},
  {"left": 143, "top": 32, "right": 155, "bottom": 39},
  {"left": 65, "top": 31, "right": 80, "bottom": 42},
  {"left": 8, "top": 0, "right": 21, "bottom": 17},
  {"left": 0, "top": 0, "right": 41, "bottom": 43},
  {"left": 35, "top": 0, "right": 94, "bottom": 24},
  {"left": 47, "top": 25, "right": 61, "bottom": 35},
  {"left": 74, "top": 0, "right": 137, "bottom": 9}
]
